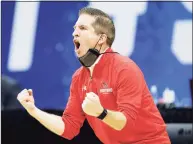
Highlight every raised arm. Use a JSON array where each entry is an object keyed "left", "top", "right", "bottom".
[{"left": 17, "top": 72, "right": 85, "bottom": 140}]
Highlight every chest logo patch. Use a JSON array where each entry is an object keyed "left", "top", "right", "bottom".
[{"left": 99, "top": 82, "right": 113, "bottom": 94}]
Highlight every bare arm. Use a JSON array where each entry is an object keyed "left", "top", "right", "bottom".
[
  {"left": 17, "top": 89, "right": 65, "bottom": 136},
  {"left": 102, "top": 110, "right": 127, "bottom": 131},
  {"left": 17, "top": 71, "right": 85, "bottom": 140},
  {"left": 17, "top": 69, "right": 86, "bottom": 139},
  {"left": 82, "top": 92, "right": 127, "bottom": 131},
  {"left": 102, "top": 65, "right": 143, "bottom": 130},
  {"left": 106, "top": 65, "right": 143, "bottom": 130},
  {"left": 29, "top": 107, "right": 64, "bottom": 136}
]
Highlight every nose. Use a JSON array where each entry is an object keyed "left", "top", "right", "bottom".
[{"left": 72, "top": 28, "right": 79, "bottom": 37}]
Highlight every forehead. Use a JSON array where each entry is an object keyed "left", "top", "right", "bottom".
[{"left": 74, "top": 14, "right": 95, "bottom": 28}]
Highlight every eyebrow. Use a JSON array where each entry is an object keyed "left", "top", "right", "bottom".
[{"left": 73, "top": 24, "right": 88, "bottom": 29}]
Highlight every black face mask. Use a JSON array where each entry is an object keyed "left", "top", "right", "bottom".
[
  {"left": 78, "top": 35, "right": 102, "bottom": 67},
  {"left": 78, "top": 35, "right": 118, "bottom": 67},
  {"left": 78, "top": 48, "right": 101, "bottom": 67}
]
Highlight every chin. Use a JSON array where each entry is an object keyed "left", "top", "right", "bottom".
[
  {"left": 76, "top": 49, "right": 88, "bottom": 58},
  {"left": 75, "top": 51, "right": 83, "bottom": 58}
]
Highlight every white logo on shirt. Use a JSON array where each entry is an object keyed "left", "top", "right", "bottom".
[
  {"left": 82, "top": 85, "right": 87, "bottom": 91},
  {"left": 99, "top": 88, "right": 113, "bottom": 94}
]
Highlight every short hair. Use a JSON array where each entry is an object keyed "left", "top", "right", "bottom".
[{"left": 79, "top": 7, "right": 115, "bottom": 47}]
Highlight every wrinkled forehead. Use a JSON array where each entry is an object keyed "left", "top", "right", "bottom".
[{"left": 74, "top": 14, "right": 96, "bottom": 29}]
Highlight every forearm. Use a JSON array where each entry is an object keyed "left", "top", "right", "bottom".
[
  {"left": 29, "top": 107, "right": 65, "bottom": 136},
  {"left": 102, "top": 110, "right": 127, "bottom": 131}
]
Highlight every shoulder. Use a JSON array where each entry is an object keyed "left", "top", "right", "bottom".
[
  {"left": 112, "top": 54, "right": 143, "bottom": 75},
  {"left": 71, "top": 66, "right": 85, "bottom": 84},
  {"left": 111, "top": 54, "right": 145, "bottom": 87},
  {"left": 72, "top": 67, "right": 83, "bottom": 78}
]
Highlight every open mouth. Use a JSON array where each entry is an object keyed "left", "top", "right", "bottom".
[{"left": 74, "top": 41, "right": 80, "bottom": 50}]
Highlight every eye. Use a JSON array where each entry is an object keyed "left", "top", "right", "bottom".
[{"left": 80, "top": 26, "right": 86, "bottom": 30}]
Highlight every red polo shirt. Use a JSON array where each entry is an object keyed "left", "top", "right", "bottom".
[{"left": 61, "top": 48, "right": 171, "bottom": 144}]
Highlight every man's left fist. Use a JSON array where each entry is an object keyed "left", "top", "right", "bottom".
[{"left": 82, "top": 92, "right": 104, "bottom": 117}]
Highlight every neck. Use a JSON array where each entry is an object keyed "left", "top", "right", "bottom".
[{"left": 88, "top": 47, "right": 109, "bottom": 77}]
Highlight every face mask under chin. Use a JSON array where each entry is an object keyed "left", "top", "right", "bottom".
[{"left": 78, "top": 49, "right": 100, "bottom": 67}]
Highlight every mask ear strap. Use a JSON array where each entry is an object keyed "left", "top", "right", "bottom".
[
  {"left": 98, "top": 43, "right": 103, "bottom": 53},
  {"left": 93, "top": 34, "right": 103, "bottom": 49}
]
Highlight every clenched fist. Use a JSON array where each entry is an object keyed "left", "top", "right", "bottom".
[
  {"left": 17, "top": 89, "right": 36, "bottom": 114},
  {"left": 82, "top": 92, "right": 104, "bottom": 117}
]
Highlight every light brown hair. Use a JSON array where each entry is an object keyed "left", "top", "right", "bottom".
[{"left": 79, "top": 7, "right": 115, "bottom": 47}]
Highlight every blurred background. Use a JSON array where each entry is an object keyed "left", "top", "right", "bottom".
[{"left": 1, "top": 1, "right": 192, "bottom": 144}]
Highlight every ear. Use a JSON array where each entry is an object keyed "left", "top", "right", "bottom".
[{"left": 98, "top": 34, "right": 108, "bottom": 45}]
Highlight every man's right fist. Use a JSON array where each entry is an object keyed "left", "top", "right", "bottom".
[{"left": 17, "top": 89, "right": 36, "bottom": 113}]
